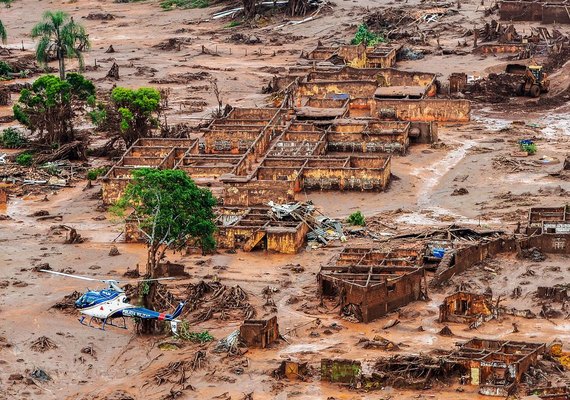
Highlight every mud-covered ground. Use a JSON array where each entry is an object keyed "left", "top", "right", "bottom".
[{"left": 1, "top": 0, "right": 570, "bottom": 399}]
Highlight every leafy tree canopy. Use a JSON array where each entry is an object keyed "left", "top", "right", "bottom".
[
  {"left": 117, "top": 168, "right": 217, "bottom": 267},
  {"left": 13, "top": 73, "right": 95, "bottom": 144}
]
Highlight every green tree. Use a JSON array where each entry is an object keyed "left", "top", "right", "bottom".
[
  {"left": 109, "top": 87, "right": 162, "bottom": 147},
  {"left": 0, "top": 0, "right": 12, "bottom": 45},
  {"left": 13, "top": 73, "right": 95, "bottom": 144},
  {"left": 31, "top": 11, "right": 90, "bottom": 80},
  {"left": 116, "top": 168, "right": 217, "bottom": 333}
]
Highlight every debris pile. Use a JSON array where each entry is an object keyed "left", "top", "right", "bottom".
[
  {"left": 465, "top": 73, "right": 520, "bottom": 103},
  {"left": 51, "top": 291, "right": 81, "bottom": 313},
  {"left": 369, "top": 355, "right": 448, "bottom": 389},
  {"left": 30, "top": 336, "right": 58, "bottom": 352}
]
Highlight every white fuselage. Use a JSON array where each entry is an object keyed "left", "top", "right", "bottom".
[{"left": 80, "top": 294, "right": 134, "bottom": 319}]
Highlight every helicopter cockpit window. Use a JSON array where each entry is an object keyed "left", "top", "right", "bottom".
[{"left": 76, "top": 293, "right": 99, "bottom": 307}]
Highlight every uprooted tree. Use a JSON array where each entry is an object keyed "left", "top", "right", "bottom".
[
  {"left": 115, "top": 168, "right": 217, "bottom": 333},
  {"left": 242, "top": 0, "right": 310, "bottom": 18},
  {"left": 13, "top": 73, "right": 96, "bottom": 145}
]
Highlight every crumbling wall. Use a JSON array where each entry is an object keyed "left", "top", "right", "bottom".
[
  {"left": 266, "top": 223, "right": 309, "bottom": 254},
  {"left": 222, "top": 180, "right": 293, "bottom": 206},
  {"left": 203, "top": 129, "right": 260, "bottom": 154},
  {"left": 439, "top": 292, "right": 493, "bottom": 323},
  {"left": 499, "top": 1, "right": 543, "bottom": 21},
  {"left": 527, "top": 234, "right": 570, "bottom": 253},
  {"left": 433, "top": 238, "right": 518, "bottom": 285},
  {"left": 368, "top": 268, "right": 424, "bottom": 321},
  {"left": 102, "top": 177, "right": 130, "bottom": 205},
  {"left": 474, "top": 44, "right": 529, "bottom": 54},
  {"left": 0, "top": 187, "right": 7, "bottom": 205},
  {"left": 240, "top": 316, "right": 279, "bottom": 348},
  {"left": 349, "top": 98, "right": 471, "bottom": 122},
  {"left": 295, "top": 81, "right": 378, "bottom": 105}
]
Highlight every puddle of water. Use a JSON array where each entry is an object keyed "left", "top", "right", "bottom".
[
  {"left": 472, "top": 115, "right": 513, "bottom": 131},
  {"left": 279, "top": 342, "right": 330, "bottom": 355},
  {"left": 540, "top": 115, "right": 570, "bottom": 138}
]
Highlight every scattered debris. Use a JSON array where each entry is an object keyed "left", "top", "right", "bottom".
[{"left": 30, "top": 336, "right": 58, "bottom": 352}]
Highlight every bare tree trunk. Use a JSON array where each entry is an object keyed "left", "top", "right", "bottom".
[
  {"left": 141, "top": 243, "right": 159, "bottom": 334},
  {"left": 243, "top": 0, "right": 257, "bottom": 19},
  {"left": 287, "top": 0, "right": 309, "bottom": 16},
  {"left": 58, "top": 47, "right": 66, "bottom": 80}
]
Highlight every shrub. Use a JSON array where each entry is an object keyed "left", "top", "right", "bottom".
[
  {"left": 519, "top": 140, "right": 537, "bottom": 155},
  {"left": 1, "top": 127, "right": 27, "bottom": 148},
  {"left": 177, "top": 322, "right": 214, "bottom": 342},
  {"left": 347, "top": 211, "right": 366, "bottom": 226},
  {"left": 0, "top": 61, "right": 12, "bottom": 77},
  {"left": 86, "top": 166, "right": 108, "bottom": 181},
  {"left": 351, "top": 24, "right": 385, "bottom": 46},
  {"left": 160, "top": 0, "right": 208, "bottom": 10},
  {"left": 16, "top": 152, "right": 33, "bottom": 166},
  {"left": 224, "top": 20, "right": 241, "bottom": 28}
]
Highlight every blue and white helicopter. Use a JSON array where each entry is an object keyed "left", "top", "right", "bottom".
[{"left": 41, "top": 270, "right": 185, "bottom": 333}]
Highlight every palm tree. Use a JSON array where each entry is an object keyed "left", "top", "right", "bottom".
[
  {"left": 0, "top": 0, "right": 11, "bottom": 45},
  {"left": 31, "top": 11, "right": 90, "bottom": 80},
  {"left": 0, "top": 20, "right": 6, "bottom": 45}
]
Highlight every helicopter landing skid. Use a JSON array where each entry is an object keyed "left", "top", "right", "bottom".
[{"left": 79, "top": 316, "right": 128, "bottom": 330}]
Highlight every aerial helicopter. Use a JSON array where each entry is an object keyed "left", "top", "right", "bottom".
[{"left": 41, "top": 269, "right": 185, "bottom": 334}]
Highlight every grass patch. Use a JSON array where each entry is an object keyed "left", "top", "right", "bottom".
[
  {"left": 177, "top": 322, "right": 214, "bottom": 343},
  {"left": 86, "top": 166, "right": 109, "bottom": 181},
  {"left": 224, "top": 20, "right": 242, "bottom": 28},
  {"left": 16, "top": 152, "right": 33, "bottom": 166},
  {"left": 0, "top": 127, "right": 27, "bottom": 148},
  {"left": 160, "top": 0, "right": 209, "bottom": 10},
  {"left": 347, "top": 211, "right": 366, "bottom": 226}
]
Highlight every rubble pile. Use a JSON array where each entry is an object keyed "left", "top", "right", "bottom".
[{"left": 465, "top": 73, "right": 521, "bottom": 103}]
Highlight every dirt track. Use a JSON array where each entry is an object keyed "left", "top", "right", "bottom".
[{"left": 1, "top": 0, "right": 570, "bottom": 399}]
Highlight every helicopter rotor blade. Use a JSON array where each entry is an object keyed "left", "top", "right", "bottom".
[
  {"left": 128, "top": 277, "right": 176, "bottom": 283},
  {"left": 40, "top": 270, "right": 177, "bottom": 284},
  {"left": 40, "top": 269, "right": 101, "bottom": 282}
]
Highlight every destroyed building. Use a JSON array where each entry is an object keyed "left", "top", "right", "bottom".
[
  {"left": 526, "top": 205, "right": 570, "bottom": 235},
  {"left": 499, "top": 1, "right": 570, "bottom": 24},
  {"left": 215, "top": 203, "right": 313, "bottom": 254},
  {"left": 438, "top": 292, "right": 495, "bottom": 328},
  {"left": 318, "top": 246, "right": 426, "bottom": 322},
  {"left": 103, "top": 41, "right": 473, "bottom": 254},
  {"left": 444, "top": 338, "right": 546, "bottom": 397},
  {"left": 302, "top": 42, "right": 398, "bottom": 68},
  {"left": 239, "top": 316, "right": 279, "bottom": 349}
]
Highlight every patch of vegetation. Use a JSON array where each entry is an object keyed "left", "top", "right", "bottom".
[
  {"left": 13, "top": 73, "right": 96, "bottom": 145},
  {"left": 177, "top": 323, "right": 214, "bottom": 342},
  {"left": 0, "top": 127, "right": 27, "bottom": 148},
  {"left": 160, "top": 0, "right": 208, "bottom": 11},
  {"left": 16, "top": 152, "right": 33, "bottom": 166},
  {"left": 0, "top": 61, "right": 12, "bottom": 76},
  {"left": 86, "top": 167, "right": 108, "bottom": 181},
  {"left": 351, "top": 24, "right": 385, "bottom": 46},
  {"left": 224, "top": 20, "right": 242, "bottom": 28},
  {"left": 519, "top": 140, "right": 537, "bottom": 155},
  {"left": 109, "top": 87, "right": 162, "bottom": 147},
  {"left": 347, "top": 210, "right": 366, "bottom": 226},
  {"left": 88, "top": 107, "right": 107, "bottom": 126}
]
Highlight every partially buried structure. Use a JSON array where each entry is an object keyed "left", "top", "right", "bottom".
[
  {"left": 318, "top": 246, "right": 427, "bottom": 322},
  {"left": 103, "top": 42, "right": 472, "bottom": 254}
]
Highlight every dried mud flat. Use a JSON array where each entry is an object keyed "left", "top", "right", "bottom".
[{"left": 1, "top": 0, "right": 570, "bottom": 399}]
